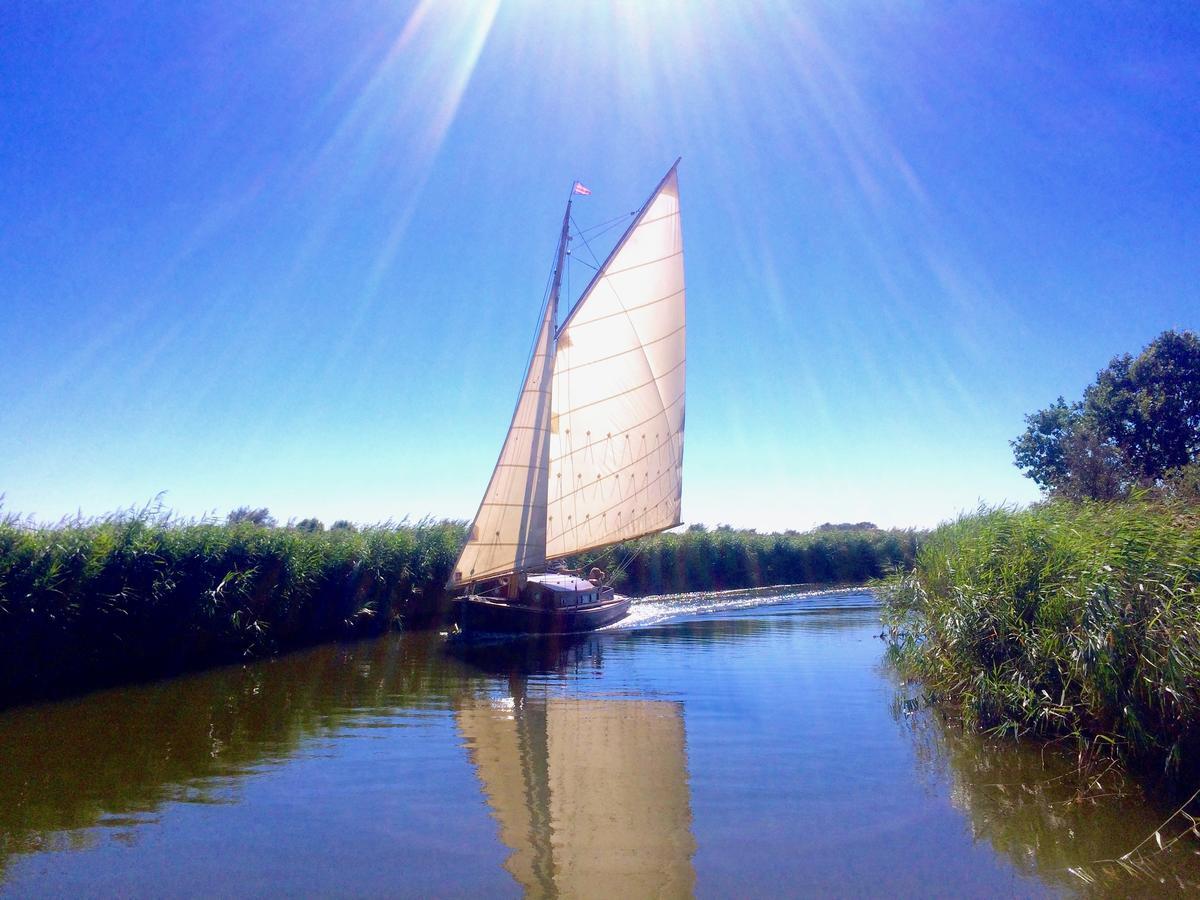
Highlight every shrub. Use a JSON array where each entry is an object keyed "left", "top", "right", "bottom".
[{"left": 879, "top": 499, "right": 1200, "bottom": 779}]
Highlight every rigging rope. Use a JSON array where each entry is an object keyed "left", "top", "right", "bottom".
[
  {"left": 570, "top": 216, "right": 606, "bottom": 270},
  {"left": 576, "top": 210, "right": 637, "bottom": 238},
  {"left": 609, "top": 536, "right": 650, "bottom": 587},
  {"left": 565, "top": 213, "right": 614, "bottom": 305},
  {"left": 577, "top": 534, "right": 650, "bottom": 588}
]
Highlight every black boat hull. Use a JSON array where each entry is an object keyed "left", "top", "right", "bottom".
[{"left": 455, "top": 593, "right": 631, "bottom": 636}]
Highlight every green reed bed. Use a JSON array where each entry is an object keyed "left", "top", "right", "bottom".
[
  {"left": 0, "top": 512, "right": 463, "bottom": 707},
  {"left": 879, "top": 500, "right": 1200, "bottom": 779},
  {"left": 0, "top": 513, "right": 913, "bottom": 708},
  {"left": 575, "top": 525, "right": 918, "bottom": 595}
]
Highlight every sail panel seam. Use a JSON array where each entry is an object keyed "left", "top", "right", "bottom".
[
  {"left": 549, "top": 439, "right": 681, "bottom": 504},
  {"left": 547, "top": 460, "right": 681, "bottom": 525},
  {"left": 548, "top": 392, "right": 685, "bottom": 465},
  {"left": 602, "top": 249, "right": 682, "bottom": 279},
  {"left": 633, "top": 210, "right": 680, "bottom": 229},
  {"left": 551, "top": 358, "right": 685, "bottom": 417},
  {"left": 563, "top": 288, "right": 684, "bottom": 330},
  {"left": 544, "top": 518, "right": 683, "bottom": 563},
  {"left": 554, "top": 323, "right": 686, "bottom": 376},
  {"left": 547, "top": 499, "right": 680, "bottom": 556}
]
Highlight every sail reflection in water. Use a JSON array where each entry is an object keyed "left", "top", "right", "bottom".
[{"left": 458, "top": 695, "right": 695, "bottom": 899}]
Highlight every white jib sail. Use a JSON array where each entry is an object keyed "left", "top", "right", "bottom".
[
  {"left": 451, "top": 292, "right": 557, "bottom": 585},
  {"left": 546, "top": 167, "right": 685, "bottom": 558}
]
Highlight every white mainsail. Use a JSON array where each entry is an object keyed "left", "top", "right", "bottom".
[
  {"left": 451, "top": 163, "right": 684, "bottom": 585},
  {"left": 546, "top": 166, "right": 685, "bottom": 559}
]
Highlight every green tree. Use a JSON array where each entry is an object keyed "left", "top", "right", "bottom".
[
  {"left": 295, "top": 518, "right": 324, "bottom": 533},
  {"left": 1012, "top": 330, "right": 1200, "bottom": 498},
  {"left": 1084, "top": 330, "right": 1200, "bottom": 479},
  {"left": 1054, "top": 425, "right": 1128, "bottom": 501},
  {"left": 1011, "top": 397, "right": 1080, "bottom": 492}
]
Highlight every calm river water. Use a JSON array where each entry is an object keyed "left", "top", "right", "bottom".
[{"left": 2, "top": 589, "right": 1197, "bottom": 897}]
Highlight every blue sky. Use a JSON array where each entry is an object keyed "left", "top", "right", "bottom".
[{"left": 2, "top": 1, "right": 1197, "bottom": 530}]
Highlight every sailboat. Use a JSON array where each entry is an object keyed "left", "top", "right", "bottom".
[{"left": 449, "top": 160, "right": 686, "bottom": 635}]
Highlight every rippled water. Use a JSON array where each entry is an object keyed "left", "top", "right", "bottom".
[{"left": 1, "top": 589, "right": 1197, "bottom": 897}]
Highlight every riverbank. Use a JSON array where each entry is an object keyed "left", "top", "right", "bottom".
[
  {"left": 0, "top": 515, "right": 463, "bottom": 708},
  {"left": 0, "top": 513, "right": 915, "bottom": 708},
  {"left": 878, "top": 499, "right": 1200, "bottom": 783}
]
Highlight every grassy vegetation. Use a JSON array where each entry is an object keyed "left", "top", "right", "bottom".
[
  {"left": 0, "top": 511, "right": 462, "bottom": 707},
  {"left": 580, "top": 524, "right": 919, "bottom": 595},
  {"left": 0, "top": 509, "right": 913, "bottom": 707},
  {"left": 878, "top": 499, "right": 1200, "bottom": 780}
]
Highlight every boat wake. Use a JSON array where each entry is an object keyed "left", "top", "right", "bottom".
[{"left": 606, "top": 584, "right": 876, "bottom": 630}]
